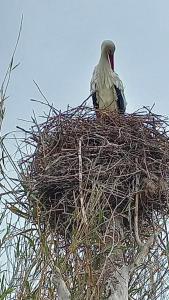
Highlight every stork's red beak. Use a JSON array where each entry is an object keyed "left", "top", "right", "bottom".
[{"left": 108, "top": 53, "right": 114, "bottom": 71}]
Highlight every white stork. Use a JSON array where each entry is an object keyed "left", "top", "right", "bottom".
[{"left": 90, "top": 40, "right": 127, "bottom": 114}]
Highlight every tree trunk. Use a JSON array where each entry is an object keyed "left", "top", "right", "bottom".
[
  {"left": 106, "top": 265, "right": 129, "bottom": 300},
  {"left": 104, "top": 217, "right": 128, "bottom": 300}
]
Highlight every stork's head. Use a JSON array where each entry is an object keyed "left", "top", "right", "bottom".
[{"left": 101, "top": 40, "right": 115, "bottom": 71}]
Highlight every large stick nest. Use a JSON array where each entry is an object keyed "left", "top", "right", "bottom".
[{"left": 20, "top": 105, "right": 169, "bottom": 234}]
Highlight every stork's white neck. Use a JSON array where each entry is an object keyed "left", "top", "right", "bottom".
[
  {"left": 99, "top": 54, "right": 111, "bottom": 70},
  {"left": 100, "top": 49, "right": 108, "bottom": 59}
]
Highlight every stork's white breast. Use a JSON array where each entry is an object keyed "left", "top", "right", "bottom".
[{"left": 91, "top": 64, "right": 124, "bottom": 91}]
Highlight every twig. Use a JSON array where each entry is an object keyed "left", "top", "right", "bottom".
[
  {"left": 134, "top": 170, "right": 144, "bottom": 247},
  {"left": 78, "top": 137, "right": 88, "bottom": 225}
]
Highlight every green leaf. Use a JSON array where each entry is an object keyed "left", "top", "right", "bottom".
[
  {"left": 9, "top": 205, "right": 29, "bottom": 219},
  {"left": 0, "top": 287, "right": 14, "bottom": 300}
]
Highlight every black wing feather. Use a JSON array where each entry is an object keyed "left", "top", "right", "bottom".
[
  {"left": 92, "top": 92, "right": 99, "bottom": 109},
  {"left": 114, "top": 86, "right": 125, "bottom": 114}
]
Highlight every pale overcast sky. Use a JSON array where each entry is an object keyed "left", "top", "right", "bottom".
[{"left": 1, "top": 0, "right": 169, "bottom": 132}]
